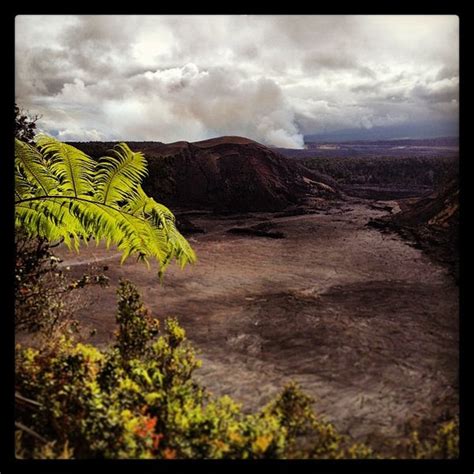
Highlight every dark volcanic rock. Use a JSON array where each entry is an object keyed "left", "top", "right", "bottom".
[
  {"left": 227, "top": 222, "right": 286, "bottom": 239},
  {"left": 174, "top": 215, "right": 205, "bottom": 235},
  {"left": 140, "top": 136, "right": 339, "bottom": 212}
]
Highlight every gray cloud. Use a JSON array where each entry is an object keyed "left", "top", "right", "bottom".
[
  {"left": 411, "top": 80, "right": 459, "bottom": 104},
  {"left": 435, "top": 65, "right": 459, "bottom": 81},
  {"left": 15, "top": 15, "right": 459, "bottom": 146},
  {"left": 351, "top": 82, "right": 383, "bottom": 94}
]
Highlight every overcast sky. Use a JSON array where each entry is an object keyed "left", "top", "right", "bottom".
[{"left": 15, "top": 15, "right": 459, "bottom": 147}]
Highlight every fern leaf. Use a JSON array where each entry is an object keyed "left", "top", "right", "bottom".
[
  {"left": 124, "top": 188, "right": 197, "bottom": 269},
  {"left": 15, "top": 139, "right": 57, "bottom": 196},
  {"left": 95, "top": 143, "right": 148, "bottom": 205},
  {"left": 15, "top": 201, "right": 81, "bottom": 249},
  {"left": 15, "top": 166, "right": 37, "bottom": 200},
  {"left": 35, "top": 135, "right": 95, "bottom": 197}
]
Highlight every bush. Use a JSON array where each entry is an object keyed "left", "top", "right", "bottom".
[
  {"left": 15, "top": 233, "right": 109, "bottom": 336},
  {"left": 15, "top": 234, "right": 64, "bottom": 333},
  {"left": 14, "top": 280, "right": 458, "bottom": 459},
  {"left": 401, "top": 418, "right": 459, "bottom": 459},
  {"left": 15, "top": 103, "right": 39, "bottom": 144}
]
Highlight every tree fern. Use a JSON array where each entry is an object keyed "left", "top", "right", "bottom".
[{"left": 15, "top": 136, "right": 196, "bottom": 277}]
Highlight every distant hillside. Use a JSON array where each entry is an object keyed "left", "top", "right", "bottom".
[
  {"left": 320, "top": 137, "right": 459, "bottom": 147},
  {"left": 69, "top": 136, "right": 340, "bottom": 212},
  {"left": 299, "top": 154, "right": 458, "bottom": 199},
  {"left": 275, "top": 136, "right": 459, "bottom": 160}
]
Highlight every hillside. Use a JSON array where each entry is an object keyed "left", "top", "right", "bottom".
[
  {"left": 300, "top": 155, "right": 458, "bottom": 200},
  {"left": 368, "top": 178, "right": 459, "bottom": 281},
  {"left": 70, "top": 136, "right": 340, "bottom": 212}
]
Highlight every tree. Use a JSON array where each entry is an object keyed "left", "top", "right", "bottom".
[
  {"left": 15, "top": 135, "right": 196, "bottom": 278},
  {"left": 15, "top": 104, "right": 40, "bottom": 144}
]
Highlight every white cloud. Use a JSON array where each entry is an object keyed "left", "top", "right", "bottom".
[{"left": 57, "top": 128, "right": 107, "bottom": 141}]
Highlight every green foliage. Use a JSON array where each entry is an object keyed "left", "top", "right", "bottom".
[
  {"left": 15, "top": 281, "right": 458, "bottom": 459},
  {"left": 115, "top": 278, "right": 160, "bottom": 360},
  {"left": 403, "top": 419, "right": 459, "bottom": 459},
  {"left": 263, "top": 382, "right": 375, "bottom": 459},
  {"left": 15, "top": 135, "right": 195, "bottom": 278}
]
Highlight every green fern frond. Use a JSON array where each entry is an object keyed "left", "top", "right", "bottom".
[
  {"left": 15, "top": 140, "right": 57, "bottom": 196},
  {"left": 15, "top": 137, "right": 196, "bottom": 277},
  {"left": 123, "top": 186, "right": 152, "bottom": 216},
  {"left": 35, "top": 135, "right": 96, "bottom": 197},
  {"left": 15, "top": 166, "right": 37, "bottom": 201},
  {"left": 123, "top": 187, "right": 196, "bottom": 270},
  {"left": 15, "top": 201, "right": 81, "bottom": 249},
  {"left": 95, "top": 143, "right": 148, "bottom": 205}
]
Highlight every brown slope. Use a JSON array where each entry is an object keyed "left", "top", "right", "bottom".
[
  {"left": 392, "top": 179, "right": 459, "bottom": 229},
  {"left": 368, "top": 178, "right": 459, "bottom": 281},
  {"left": 140, "top": 136, "right": 340, "bottom": 212}
]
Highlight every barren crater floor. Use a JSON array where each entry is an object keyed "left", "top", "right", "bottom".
[{"left": 55, "top": 201, "right": 459, "bottom": 450}]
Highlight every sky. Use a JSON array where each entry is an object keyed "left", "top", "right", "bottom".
[{"left": 15, "top": 15, "right": 459, "bottom": 147}]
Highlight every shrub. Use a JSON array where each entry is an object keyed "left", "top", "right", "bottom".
[
  {"left": 15, "top": 234, "right": 66, "bottom": 333},
  {"left": 403, "top": 418, "right": 459, "bottom": 459},
  {"left": 115, "top": 279, "right": 160, "bottom": 360},
  {"left": 15, "top": 232, "right": 109, "bottom": 336}
]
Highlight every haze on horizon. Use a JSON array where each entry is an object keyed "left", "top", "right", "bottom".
[{"left": 15, "top": 15, "right": 459, "bottom": 148}]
